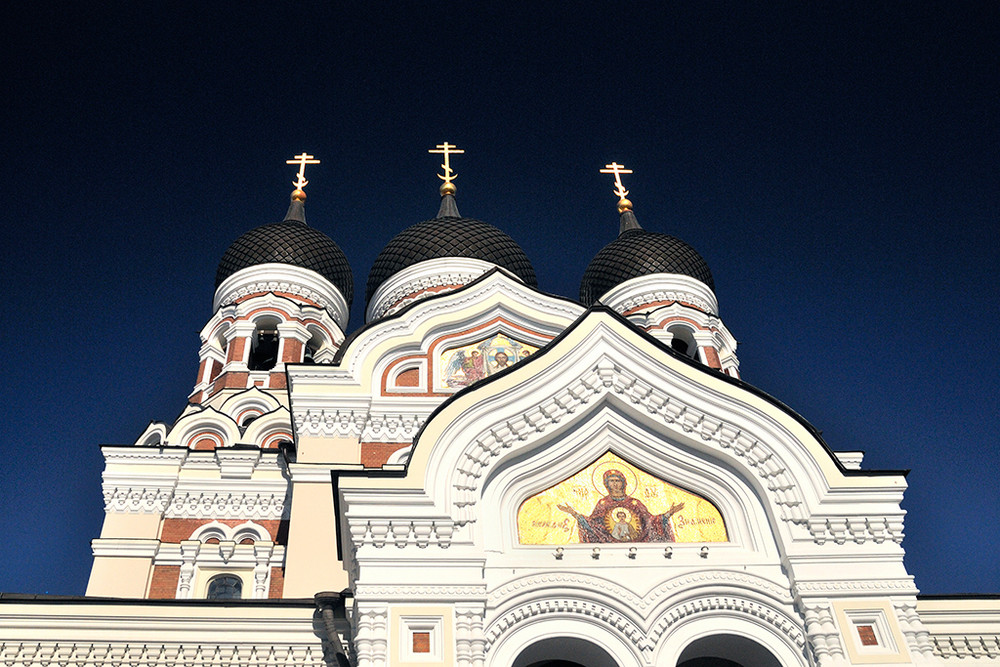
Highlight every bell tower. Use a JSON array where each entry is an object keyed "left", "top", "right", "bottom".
[{"left": 87, "top": 156, "right": 354, "bottom": 599}]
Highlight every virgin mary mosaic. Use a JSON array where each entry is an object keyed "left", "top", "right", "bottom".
[{"left": 517, "top": 451, "right": 728, "bottom": 544}]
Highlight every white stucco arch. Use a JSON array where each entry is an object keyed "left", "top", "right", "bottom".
[
  {"left": 487, "top": 613, "right": 643, "bottom": 667},
  {"left": 655, "top": 612, "right": 808, "bottom": 667},
  {"left": 478, "top": 399, "right": 777, "bottom": 558}
]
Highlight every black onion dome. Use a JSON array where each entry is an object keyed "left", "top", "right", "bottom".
[
  {"left": 580, "top": 211, "right": 714, "bottom": 305},
  {"left": 215, "top": 198, "right": 354, "bottom": 307},
  {"left": 366, "top": 195, "right": 537, "bottom": 304}
]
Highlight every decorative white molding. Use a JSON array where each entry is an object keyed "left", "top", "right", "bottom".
[
  {"left": 90, "top": 538, "right": 160, "bottom": 558},
  {"left": 295, "top": 408, "right": 428, "bottom": 443},
  {"left": 833, "top": 451, "right": 864, "bottom": 470},
  {"left": 930, "top": 634, "right": 1000, "bottom": 660},
  {"left": 354, "top": 584, "right": 486, "bottom": 599},
  {"left": 102, "top": 486, "right": 174, "bottom": 513},
  {"left": 794, "top": 579, "right": 919, "bottom": 595},
  {"left": 165, "top": 490, "right": 289, "bottom": 520},
  {"left": 484, "top": 593, "right": 805, "bottom": 655},
  {"left": 599, "top": 273, "right": 719, "bottom": 316},
  {"left": 0, "top": 642, "right": 327, "bottom": 666},
  {"left": 446, "top": 359, "right": 808, "bottom": 530},
  {"left": 367, "top": 257, "right": 502, "bottom": 322},
  {"left": 349, "top": 519, "right": 455, "bottom": 549},
  {"left": 214, "top": 263, "right": 349, "bottom": 327},
  {"left": 801, "top": 602, "right": 847, "bottom": 664},
  {"left": 296, "top": 409, "right": 370, "bottom": 438},
  {"left": 893, "top": 600, "right": 940, "bottom": 663},
  {"left": 806, "top": 515, "right": 905, "bottom": 545},
  {"left": 353, "top": 604, "right": 389, "bottom": 667},
  {"left": 488, "top": 570, "right": 792, "bottom": 612},
  {"left": 455, "top": 603, "right": 487, "bottom": 667},
  {"left": 215, "top": 449, "right": 262, "bottom": 479}
]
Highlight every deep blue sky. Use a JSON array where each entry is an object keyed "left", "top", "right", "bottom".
[{"left": 1, "top": 3, "right": 997, "bottom": 596}]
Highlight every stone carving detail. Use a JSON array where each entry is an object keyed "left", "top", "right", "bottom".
[
  {"left": 350, "top": 520, "right": 455, "bottom": 549},
  {"left": 931, "top": 634, "right": 1000, "bottom": 660},
  {"left": 372, "top": 271, "right": 486, "bottom": 320},
  {"left": 447, "top": 360, "right": 901, "bottom": 544},
  {"left": 354, "top": 604, "right": 388, "bottom": 667},
  {"left": 362, "top": 414, "right": 425, "bottom": 442},
  {"left": 485, "top": 594, "right": 804, "bottom": 654},
  {"left": 894, "top": 600, "right": 940, "bottom": 662},
  {"left": 0, "top": 641, "right": 326, "bottom": 666},
  {"left": 450, "top": 360, "right": 805, "bottom": 527},
  {"left": 618, "top": 289, "right": 715, "bottom": 315},
  {"left": 795, "top": 579, "right": 918, "bottom": 595},
  {"left": 485, "top": 599, "right": 646, "bottom": 652},
  {"left": 801, "top": 602, "right": 846, "bottom": 664},
  {"left": 355, "top": 584, "right": 485, "bottom": 598},
  {"left": 807, "top": 515, "right": 905, "bottom": 545},
  {"left": 455, "top": 603, "right": 487, "bottom": 667},
  {"left": 488, "top": 570, "right": 792, "bottom": 610},
  {"left": 648, "top": 596, "right": 806, "bottom": 649},
  {"left": 295, "top": 410, "right": 427, "bottom": 442},
  {"left": 165, "top": 491, "right": 288, "bottom": 519},
  {"left": 219, "top": 281, "right": 332, "bottom": 309},
  {"left": 102, "top": 486, "right": 174, "bottom": 513}
]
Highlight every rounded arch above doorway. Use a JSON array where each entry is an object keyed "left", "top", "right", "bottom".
[
  {"left": 676, "top": 634, "right": 781, "bottom": 667},
  {"left": 513, "top": 637, "right": 618, "bottom": 667}
]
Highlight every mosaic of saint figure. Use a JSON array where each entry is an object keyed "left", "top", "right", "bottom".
[
  {"left": 556, "top": 469, "right": 685, "bottom": 543},
  {"left": 440, "top": 334, "right": 538, "bottom": 388}
]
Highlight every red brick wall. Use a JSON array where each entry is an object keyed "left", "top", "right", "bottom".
[
  {"left": 282, "top": 339, "right": 303, "bottom": 363},
  {"left": 148, "top": 565, "right": 180, "bottom": 599},
  {"left": 159, "top": 518, "right": 285, "bottom": 543},
  {"left": 361, "top": 443, "right": 410, "bottom": 467},
  {"left": 395, "top": 368, "right": 420, "bottom": 387},
  {"left": 702, "top": 346, "right": 722, "bottom": 369},
  {"left": 268, "top": 567, "right": 284, "bottom": 598},
  {"left": 227, "top": 338, "right": 246, "bottom": 363}
]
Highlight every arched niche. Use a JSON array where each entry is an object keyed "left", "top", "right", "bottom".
[{"left": 478, "top": 400, "right": 778, "bottom": 559}]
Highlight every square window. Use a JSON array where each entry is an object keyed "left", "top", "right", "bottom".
[
  {"left": 400, "top": 616, "right": 442, "bottom": 662},
  {"left": 856, "top": 624, "right": 878, "bottom": 646}
]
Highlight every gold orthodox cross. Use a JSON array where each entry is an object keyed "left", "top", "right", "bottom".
[
  {"left": 429, "top": 142, "right": 465, "bottom": 184},
  {"left": 600, "top": 162, "right": 633, "bottom": 201},
  {"left": 286, "top": 153, "right": 321, "bottom": 190}
]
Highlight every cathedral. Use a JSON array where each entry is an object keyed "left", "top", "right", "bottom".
[{"left": 1, "top": 147, "right": 997, "bottom": 666}]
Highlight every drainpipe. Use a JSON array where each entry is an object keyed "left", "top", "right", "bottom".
[{"left": 315, "top": 591, "right": 351, "bottom": 667}]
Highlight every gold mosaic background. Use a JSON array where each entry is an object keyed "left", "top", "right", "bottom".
[{"left": 517, "top": 451, "right": 728, "bottom": 544}]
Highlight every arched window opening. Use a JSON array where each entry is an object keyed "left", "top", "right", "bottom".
[
  {"left": 304, "top": 326, "right": 326, "bottom": 365},
  {"left": 303, "top": 343, "right": 318, "bottom": 364},
  {"left": 512, "top": 638, "right": 617, "bottom": 667},
  {"left": 248, "top": 328, "right": 279, "bottom": 371},
  {"left": 676, "top": 634, "right": 781, "bottom": 667},
  {"left": 206, "top": 574, "right": 242, "bottom": 600},
  {"left": 667, "top": 326, "right": 699, "bottom": 362}
]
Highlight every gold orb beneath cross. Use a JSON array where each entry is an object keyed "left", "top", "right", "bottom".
[
  {"left": 617, "top": 198, "right": 633, "bottom": 213},
  {"left": 291, "top": 189, "right": 307, "bottom": 201},
  {"left": 439, "top": 182, "right": 457, "bottom": 196}
]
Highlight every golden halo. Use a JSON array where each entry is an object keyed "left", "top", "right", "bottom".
[{"left": 592, "top": 460, "right": 638, "bottom": 496}]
